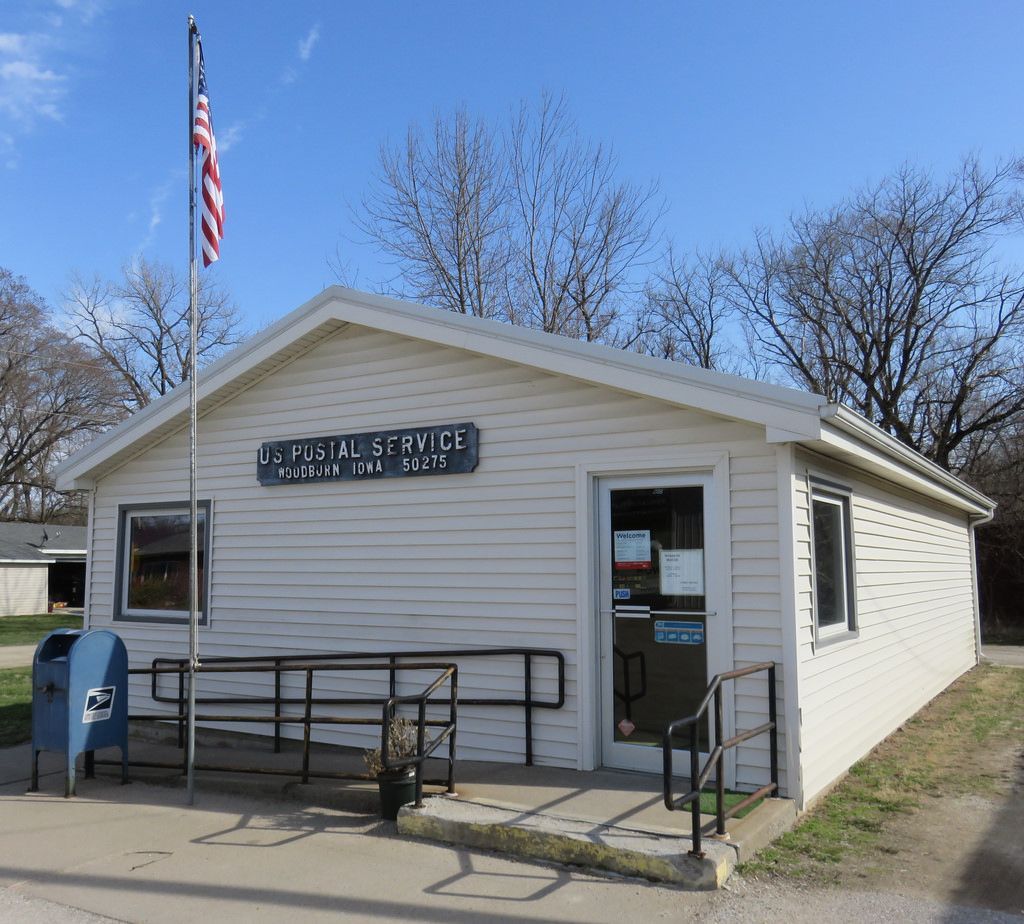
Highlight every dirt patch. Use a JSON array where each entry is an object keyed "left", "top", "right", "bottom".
[
  {"left": 742, "top": 665, "right": 1024, "bottom": 916},
  {"left": 846, "top": 737, "right": 1024, "bottom": 915}
]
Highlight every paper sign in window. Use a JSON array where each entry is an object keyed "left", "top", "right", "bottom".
[
  {"left": 614, "top": 529, "right": 651, "bottom": 570},
  {"left": 660, "top": 549, "right": 704, "bottom": 595}
]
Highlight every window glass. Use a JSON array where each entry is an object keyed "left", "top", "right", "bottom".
[
  {"left": 125, "top": 510, "right": 205, "bottom": 614},
  {"left": 812, "top": 493, "right": 851, "bottom": 632}
]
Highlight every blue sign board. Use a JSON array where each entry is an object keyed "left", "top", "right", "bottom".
[{"left": 654, "top": 620, "right": 705, "bottom": 645}]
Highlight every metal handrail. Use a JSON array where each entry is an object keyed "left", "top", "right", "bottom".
[
  {"left": 662, "top": 661, "right": 779, "bottom": 857},
  {"left": 121, "top": 659, "right": 458, "bottom": 799},
  {"left": 148, "top": 646, "right": 564, "bottom": 765},
  {"left": 381, "top": 667, "right": 459, "bottom": 807}
]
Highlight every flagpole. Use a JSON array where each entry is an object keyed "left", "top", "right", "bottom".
[{"left": 186, "top": 12, "right": 199, "bottom": 806}]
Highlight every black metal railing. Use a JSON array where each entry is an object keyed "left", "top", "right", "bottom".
[
  {"left": 149, "top": 646, "right": 564, "bottom": 765},
  {"left": 662, "top": 661, "right": 779, "bottom": 856},
  {"left": 121, "top": 658, "right": 457, "bottom": 803}
]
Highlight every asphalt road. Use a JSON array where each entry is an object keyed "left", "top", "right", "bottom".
[{"left": 981, "top": 645, "right": 1024, "bottom": 668}]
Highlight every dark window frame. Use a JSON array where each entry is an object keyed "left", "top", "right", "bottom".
[
  {"left": 808, "top": 479, "right": 857, "bottom": 645},
  {"left": 114, "top": 500, "right": 212, "bottom": 625}
]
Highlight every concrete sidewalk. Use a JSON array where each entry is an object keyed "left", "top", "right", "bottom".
[
  {"left": 0, "top": 645, "right": 36, "bottom": 669},
  {"left": 0, "top": 742, "right": 720, "bottom": 923},
  {"left": 15, "top": 727, "right": 794, "bottom": 890},
  {"left": 2, "top": 742, "right": 1016, "bottom": 924}
]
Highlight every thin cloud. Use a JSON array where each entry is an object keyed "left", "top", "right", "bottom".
[
  {"left": 53, "top": 0, "right": 105, "bottom": 23},
  {"left": 0, "top": 1, "right": 105, "bottom": 164},
  {"left": 279, "top": 24, "right": 320, "bottom": 86},
  {"left": 132, "top": 173, "right": 178, "bottom": 256},
  {"left": 218, "top": 121, "right": 244, "bottom": 153},
  {"left": 0, "top": 35, "right": 66, "bottom": 126},
  {"left": 298, "top": 24, "right": 320, "bottom": 62}
]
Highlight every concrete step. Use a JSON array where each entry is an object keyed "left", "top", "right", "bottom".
[{"left": 398, "top": 796, "right": 737, "bottom": 889}]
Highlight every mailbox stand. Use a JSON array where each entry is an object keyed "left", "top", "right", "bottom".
[{"left": 31, "top": 629, "right": 129, "bottom": 797}]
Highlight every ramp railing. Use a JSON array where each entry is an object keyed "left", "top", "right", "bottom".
[
  {"left": 126, "top": 658, "right": 457, "bottom": 803},
  {"left": 662, "top": 661, "right": 779, "bottom": 856},
  {"left": 149, "top": 646, "right": 564, "bottom": 765}
]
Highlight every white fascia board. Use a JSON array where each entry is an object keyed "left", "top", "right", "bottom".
[
  {"left": 55, "top": 286, "right": 826, "bottom": 488},
  {"left": 814, "top": 408, "right": 994, "bottom": 516},
  {"left": 0, "top": 558, "right": 55, "bottom": 565},
  {"left": 55, "top": 289, "right": 341, "bottom": 490}
]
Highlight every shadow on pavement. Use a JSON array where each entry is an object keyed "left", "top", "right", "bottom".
[
  {"left": 944, "top": 748, "right": 1024, "bottom": 918},
  {"left": 0, "top": 863, "right": 582, "bottom": 924}
]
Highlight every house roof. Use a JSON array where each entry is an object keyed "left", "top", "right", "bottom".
[
  {"left": 53, "top": 286, "right": 995, "bottom": 518},
  {"left": 0, "top": 523, "right": 88, "bottom": 563}
]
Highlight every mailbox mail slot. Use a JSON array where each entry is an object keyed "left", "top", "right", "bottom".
[{"left": 31, "top": 629, "right": 129, "bottom": 796}]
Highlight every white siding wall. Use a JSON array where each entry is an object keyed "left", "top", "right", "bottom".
[
  {"left": 0, "top": 563, "right": 48, "bottom": 616},
  {"left": 793, "top": 450, "right": 976, "bottom": 802},
  {"left": 86, "top": 324, "right": 784, "bottom": 776},
  {"left": 730, "top": 453, "right": 788, "bottom": 793}
]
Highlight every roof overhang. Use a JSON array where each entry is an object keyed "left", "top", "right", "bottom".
[
  {"left": 799, "top": 405, "right": 995, "bottom": 519},
  {"left": 55, "top": 287, "right": 826, "bottom": 490},
  {"left": 53, "top": 287, "right": 995, "bottom": 521}
]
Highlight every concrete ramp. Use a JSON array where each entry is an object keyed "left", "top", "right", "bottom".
[{"left": 399, "top": 795, "right": 797, "bottom": 889}]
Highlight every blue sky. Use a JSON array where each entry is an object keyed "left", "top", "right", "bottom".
[{"left": 2, "top": 0, "right": 1022, "bottom": 331}]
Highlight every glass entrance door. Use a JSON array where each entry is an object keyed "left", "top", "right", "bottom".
[{"left": 599, "top": 474, "right": 712, "bottom": 772}]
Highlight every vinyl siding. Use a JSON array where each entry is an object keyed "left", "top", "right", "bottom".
[
  {"left": 793, "top": 450, "right": 976, "bottom": 802},
  {"left": 86, "top": 323, "right": 782, "bottom": 775},
  {"left": 0, "top": 563, "right": 49, "bottom": 616},
  {"left": 729, "top": 453, "right": 788, "bottom": 793}
]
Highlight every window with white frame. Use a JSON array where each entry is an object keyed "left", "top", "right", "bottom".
[
  {"left": 810, "top": 485, "right": 855, "bottom": 637},
  {"left": 115, "top": 502, "right": 210, "bottom": 622}
]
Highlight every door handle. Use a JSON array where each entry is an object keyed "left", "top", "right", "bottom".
[{"left": 650, "top": 610, "right": 716, "bottom": 618}]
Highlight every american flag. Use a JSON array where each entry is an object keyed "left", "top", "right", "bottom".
[{"left": 192, "top": 41, "right": 224, "bottom": 266}]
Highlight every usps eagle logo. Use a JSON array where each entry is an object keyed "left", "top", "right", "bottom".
[{"left": 83, "top": 686, "right": 116, "bottom": 724}]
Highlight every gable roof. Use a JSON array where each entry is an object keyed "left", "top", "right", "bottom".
[
  {"left": 0, "top": 523, "right": 87, "bottom": 563},
  {"left": 53, "top": 287, "right": 993, "bottom": 518}
]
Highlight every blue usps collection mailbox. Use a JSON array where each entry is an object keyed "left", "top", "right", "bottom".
[{"left": 31, "top": 629, "right": 129, "bottom": 797}]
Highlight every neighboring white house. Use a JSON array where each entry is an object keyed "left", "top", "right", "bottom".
[
  {"left": 54, "top": 287, "right": 994, "bottom": 808},
  {"left": 0, "top": 523, "right": 88, "bottom": 616}
]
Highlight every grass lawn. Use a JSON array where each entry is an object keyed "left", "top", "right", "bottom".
[
  {"left": 0, "top": 667, "right": 31, "bottom": 747},
  {"left": 0, "top": 615, "right": 82, "bottom": 747},
  {"left": 741, "top": 664, "right": 1024, "bottom": 881},
  {"left": 696, "top": 788, "right": 760, "bottom": 817},
  {"left": 0, "top": 613, "right": 82, "bottom": 647}
]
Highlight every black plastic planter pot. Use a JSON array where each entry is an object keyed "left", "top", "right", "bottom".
[{"left": 377, "top": 771, "right": 417, "bottom": 820}]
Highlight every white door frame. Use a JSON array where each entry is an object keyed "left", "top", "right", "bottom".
[{"left": 573, "top": 452, "right": 736, "bottom": 785}]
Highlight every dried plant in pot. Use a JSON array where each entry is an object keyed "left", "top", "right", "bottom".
[{"left": 364, "top": 716, "right": 419, "bottom": 820}]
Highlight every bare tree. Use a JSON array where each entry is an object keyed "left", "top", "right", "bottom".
[
  {"left": 504, "top": 94, "right": 659, "bottom": 341},
  {"left": 356, "top": 96, "right": 658, "bottom": 341},
  {"left": 0, "top": 268, "right": 122, "bottom": 520},
  {"left": 65, "top": 257, "right": 243, "bottom": 411},
  {"left": 359, "top": 109, "right": 509, "bottom": 318},
  {"left": 726, "top": 157, "right": 1024, "bottom": 470},
  {"left": 967, "top": 421, "right": 1024, "bottom": 634},
  {"left": 642, "top": 248, "right": 736, "bottom": 369}
]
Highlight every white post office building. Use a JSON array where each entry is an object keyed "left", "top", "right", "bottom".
[{"left": 56, "top": 288, "right": 994, "bottom": 808}]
